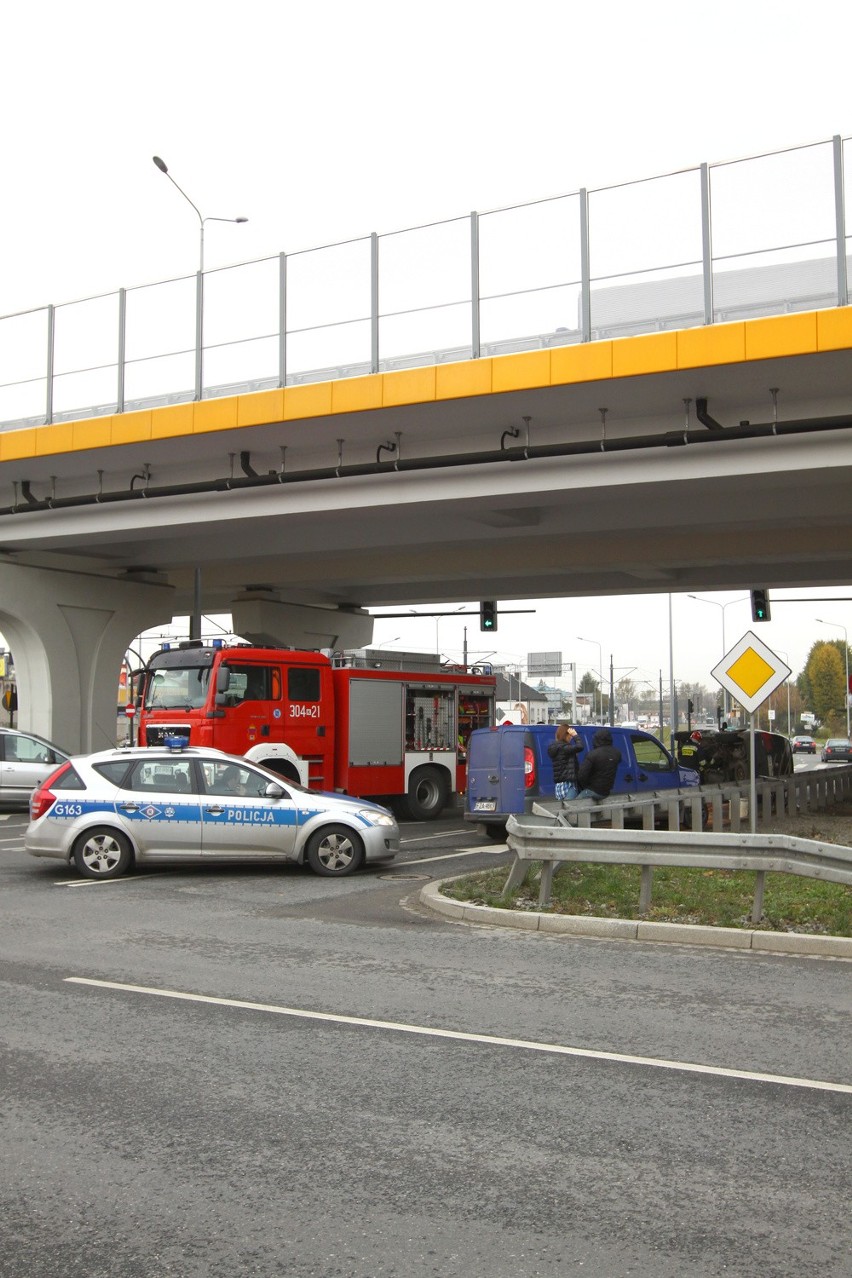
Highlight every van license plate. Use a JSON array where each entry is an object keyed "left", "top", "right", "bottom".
[{"left": 474, "top": 800, "right": 497, "bottom": 811}]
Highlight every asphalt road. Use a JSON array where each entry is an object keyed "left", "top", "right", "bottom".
[{"left": 1, "top": 803, "right": 850, "bottom": 1278}]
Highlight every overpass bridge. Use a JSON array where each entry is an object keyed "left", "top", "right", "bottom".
[{"left": 0, "top": 136, "right": 850, "bottom": 752}]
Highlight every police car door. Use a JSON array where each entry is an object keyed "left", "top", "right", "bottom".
[
  {"left": 199, "top": 759, "right": 299, "bottom": 858},
  {"left": 115, "top": 755, "right": 204, "bottom": 857}
]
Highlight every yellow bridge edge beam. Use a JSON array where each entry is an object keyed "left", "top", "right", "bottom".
[{"left": 2, "top": 306, "right": 852, "bottom": 464}]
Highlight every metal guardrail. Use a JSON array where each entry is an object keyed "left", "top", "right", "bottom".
[{"left": 504, "top": 766, "right": 852, "bottom": 919}]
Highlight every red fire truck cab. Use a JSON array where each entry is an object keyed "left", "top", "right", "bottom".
[{"left": 135, "top": 643, "right": 496, "bottom": 819}]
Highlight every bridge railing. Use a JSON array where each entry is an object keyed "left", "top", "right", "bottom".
[
  {"left": 1, "top": 135, "right": 850, "bottom": 431},
  {"left": 503, "top": 765, "right": 852, "bottom": 918}
]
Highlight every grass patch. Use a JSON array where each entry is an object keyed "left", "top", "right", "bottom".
[{"left": 442, "top": 863, "right": 852, "bottom": 935}]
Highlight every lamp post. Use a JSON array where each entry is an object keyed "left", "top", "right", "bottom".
[
  {"left": 687, "top": 594, "right": 750, "bottom": 720},
  {"left": 436, "top": 606, "right": 465, "bottom": 659},
  {"left": 816, "top": 618, "right": 850, "bottom": 736},
  {"left": 577, "top": 636, "right": 603, "bottom": 722},
  {"left": 152, "top": 156, "right": 247, "bottom": 401},
  {"left": 775, "top": 648, "right": 792, "bottom": 736}
]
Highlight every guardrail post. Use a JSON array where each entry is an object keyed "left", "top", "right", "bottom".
[
  {"left": 117, "top": 288, "right": 126, "bottom": 413},
  {"left": 45, "top": 304, "right": 55, "bottom": 425},
  {"left": 278, "top": 252, "right": 287, "bottom": 388},
  {"left": 700, "top": 162, "right": 714, "bottom": 324},
  {"left": 833, "top": 135, "right": 848, "bottom": 307},
  {"left": 502, "top": 856, "right": 529, "bottom": 896},
  {"left": 370, "top": 232, "right": 379, "bottom": 374},
  {"left": 470, "top": 212, "right": 480, "bottom": 359},
  {"left": 751, "top": 871, "right": 766, "bottom": 923},
  {"left": 539, "top": 860, "right": 556, "bottom": 909},
  {"left": 639, "top": 865, "right": 653, "bottom": 914},
  {"left": 579, "top": 188, "right": 591, "bottom": 342}
]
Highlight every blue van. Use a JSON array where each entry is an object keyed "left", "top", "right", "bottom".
[{"left": 464, "top": 723, "right": 700, "bottom": 838}]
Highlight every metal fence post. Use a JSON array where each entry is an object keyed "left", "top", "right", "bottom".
[
  {"left": 579, "top": 189, "right": 591, "bottom": 342},
  {"left": 194, "top": 270, "right": 203, "bottom": 401},
  {"left": 833, "top": 135, "right": 848, "bottom": 307},
  {"left": 117, "top": 288, "right": 126, "bottom": 413},
  {"left": 278, "top": 252, "right": 287, "bottom": 388},
  {"left": 370, "top": 232, "right": 379, "bottom": 374},
  {"left": 701, "top": 162, "right": 714, "bottom": 324},
  {"left": 470, "top": 211, "right": 480, "bottom": 359},
  {"left": 45, "top": 304, "right": 55, "bottom": 425}
]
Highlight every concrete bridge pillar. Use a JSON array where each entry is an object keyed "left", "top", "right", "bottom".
[{"left": 0, "top": 563, "right": 173, "bottom": 754}]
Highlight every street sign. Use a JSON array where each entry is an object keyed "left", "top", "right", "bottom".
[
  {"left": 124, "top": 704, "right": 136, "bottom": 718},
  {"left": 711, "top": 631, "right": 791, "bottom": 715}
]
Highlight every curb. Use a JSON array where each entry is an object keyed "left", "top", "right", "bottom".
[{"left": 419, "top": 879, "right": 852, "bottom": 958}]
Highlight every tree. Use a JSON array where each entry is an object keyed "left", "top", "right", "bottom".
[{"left": 807, "top": 642, "right": 845, "bottom": 723}]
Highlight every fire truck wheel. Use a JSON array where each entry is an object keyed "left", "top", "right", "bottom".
[
  {"left": 305, "top": 825, "right": 365, "bottom": 877},
  {"left": 72, "top": 827, "right": 133, "bottom": 879},
  {"left": 404, "top": 766, "right": 449, "bottom": 821}
]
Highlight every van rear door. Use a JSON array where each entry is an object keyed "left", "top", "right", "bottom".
[{"left": 466, "top": 727, "right": 527, "bottom": 819}]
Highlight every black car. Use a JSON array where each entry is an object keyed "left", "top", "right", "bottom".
[
  {"left": 821, "top": 738, "right": 852, "bottom": 764},
  {"left": 791, "top": 735, "right": 817, "bottom": 754}
]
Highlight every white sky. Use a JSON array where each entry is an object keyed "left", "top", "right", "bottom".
[{"left": 2, "top": 0, "right": 850, "bottom": 688}]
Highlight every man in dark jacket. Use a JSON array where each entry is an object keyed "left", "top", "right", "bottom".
[
  {"left": 547, "top": 724, "right": 583, "bottom": 800},
  {"left": 577, "top": 728, "right": 622, "bottom": 799}
]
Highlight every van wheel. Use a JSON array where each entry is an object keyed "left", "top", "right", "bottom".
[
  {"left": 404, "top": 766, "right": 449, "bottom": 820},
  {"left": 72, "top": 827, "right": 133, "bottom": 879}
]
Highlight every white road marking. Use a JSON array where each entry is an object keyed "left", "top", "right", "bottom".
[
  {"left": 399, "top": 829, "right": 470, "bottom": 845},
  {"left": 64, "top": 976, "right": 852, "bottom": 1096},
  {"left": 54, "top": 875, "right": 156, "bottom": 887}
]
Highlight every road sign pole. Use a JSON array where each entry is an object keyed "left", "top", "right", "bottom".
[{"left": 749, "top": 710, "right": 757, "bottom": 836}]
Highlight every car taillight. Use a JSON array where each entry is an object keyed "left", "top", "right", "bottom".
[
  {"left": 524, "top": 745, "right": 536, "bottom": 789},
  {"left": 30, "top": 762, "right": 71, "bottom": 820}
]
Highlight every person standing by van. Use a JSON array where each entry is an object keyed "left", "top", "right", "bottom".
[
  {"left": 577, "top": 728, "right": 622, "bottom": 799},
  {"left": 548, "top": 724, "right": 583, "bottom": 800}
]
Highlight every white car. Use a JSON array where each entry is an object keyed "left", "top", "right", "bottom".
[
  {"left": 26, "top": 742, "right": 399, "bottom": 879},
  {"left": 0, "top": 727, "right": 71, "bottom": 807}
]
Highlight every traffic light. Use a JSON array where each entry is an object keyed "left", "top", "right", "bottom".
[
  {"left": 480, "top": 600, "right": 498, "bottom": 632},
  {"left": 750, "top": 589, "right": 771, "bottom": 622},
  {"left": 687, "top": 698, "right": 694, "bottom": 715}
]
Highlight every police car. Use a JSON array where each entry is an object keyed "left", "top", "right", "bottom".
[{"left": 25, "top": 741, "right": 399, "bottom": 880}]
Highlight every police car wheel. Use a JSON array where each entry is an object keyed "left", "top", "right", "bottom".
[
  {"left": 306, "top": 825, "right": 364, "bottom": 877},
  {"left": 72, "top": 827, "right": 133, "bottom": 880}
]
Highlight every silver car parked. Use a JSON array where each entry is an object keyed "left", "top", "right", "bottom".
[
  {"left": 26, "top": 743, "right": 399, "bottom": 879},
  {"left": 0, "top": 727, "right": 71, "bottom": 807}
]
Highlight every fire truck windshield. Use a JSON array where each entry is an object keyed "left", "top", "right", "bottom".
[{"left": 144, "top": 665, "right": 211, "bottom": 710}]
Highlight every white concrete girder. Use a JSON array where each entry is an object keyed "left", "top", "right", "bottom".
[{"left": 0, "top": 562, "right": 173, "bottom": 753}]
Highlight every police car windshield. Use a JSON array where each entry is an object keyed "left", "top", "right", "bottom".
[{"left": 145, "top": 665, "right": 210, "bottom": 710}]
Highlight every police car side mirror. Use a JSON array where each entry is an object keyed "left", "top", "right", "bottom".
[{"left": 265, "top": 782, "right": 284, "bottom": 799}]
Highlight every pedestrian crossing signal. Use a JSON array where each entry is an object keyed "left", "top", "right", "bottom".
[
  {"left": 480, "top": 601, "right": 498, "bottom": 632},
  {"left": 750, "top": 589, "right": 771, "bottom": 622}
]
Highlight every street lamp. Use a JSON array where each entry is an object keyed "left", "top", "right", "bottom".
[
  {"left": 687, "top": 594, "right": 750, "bottom": 720},
  {"left": 436, "top": 606, "right": 465, "bottom": 659},
  {"left": 775, "top": 648, "right": 792, "bottom": 737},
  {"left": 577, "top": 636, "right": 603, "bottom": 722},
  {"left": 152, "top": 156, "right": 247, "bottom": 400},
  {"left": 816, "top": 618, "right": 850, "bottom": 736}
]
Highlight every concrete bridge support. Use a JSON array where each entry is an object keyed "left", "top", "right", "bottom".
[{"left": 0, "top": 563, "right": 173, "bottom": 754}]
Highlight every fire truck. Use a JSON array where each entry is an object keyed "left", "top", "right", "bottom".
[{"left": 134, "top": 643, "right": 496, "bottom": 819}]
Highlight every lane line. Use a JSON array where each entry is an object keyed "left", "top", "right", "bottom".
[
  {"left": 64, "top": 977, "right": 852, "bottom": 1096},
  {"left": 400, "top": 829, "right": 469, "bottom": 846}
]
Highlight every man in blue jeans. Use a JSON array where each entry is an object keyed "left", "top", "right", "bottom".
[{"left": 576, "top": 728, "right": 622, "bottom": 799}]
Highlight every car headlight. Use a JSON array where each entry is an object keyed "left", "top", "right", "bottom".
[{"left": 357, "top": 810, "right": 396, "bottom": 827}]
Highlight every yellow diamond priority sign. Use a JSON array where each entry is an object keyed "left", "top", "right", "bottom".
[{"left": 712, "top": 631, "right": 791, "bottom": 715}]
